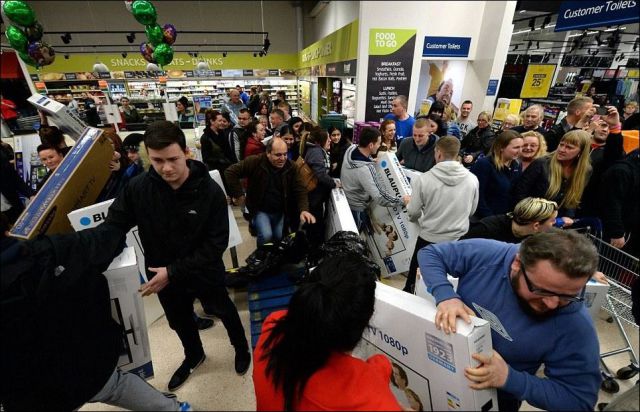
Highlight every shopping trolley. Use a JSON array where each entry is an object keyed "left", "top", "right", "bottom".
[{"left": 587, "top": 233, "right": 639, "bottom": 393}]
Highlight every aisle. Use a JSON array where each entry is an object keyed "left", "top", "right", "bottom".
[{"left": 83, "top": 206, "right": 639, "bottom": 411}]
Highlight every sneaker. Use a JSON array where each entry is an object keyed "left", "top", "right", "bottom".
[
  {"left": 195, "top": 316, "right": 214, "bottom": 331},
  {"left": 168, "top": 354, "right": 206, "bottom": 391},
  {"left": 179, "top": 401, "right": 193, "bottom": 411},
  {"left": 234, "top": 349, "right": 251, "bottom": 375}
]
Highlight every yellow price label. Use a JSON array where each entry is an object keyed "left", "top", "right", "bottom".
[{"left": 520, "top": 64, "right": 556, "bottom": 99}]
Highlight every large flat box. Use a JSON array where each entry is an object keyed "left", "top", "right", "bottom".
[
  {"left": 209, "top": 170, "right": 243, "bottom": 249},
  {"left": 104, "top": 247, "right": 154, "bottom": 379},
  {"left": 325, "top": 186, "right": 358, "bottom": 240},
  {"left": 354, "top": 282, "right": 497, "bottom": 411},
  {"left": 10, "top": 128, "right": 113, "bottom": 240},
  {"left": 364, "top": 152, "right": 420, "bottom": 277},
  {"left": 28, "top": 93, "right": 87, "bottom": 140},
  {"left": 402, "top": 167, "right": 423, "bottom": 185}
]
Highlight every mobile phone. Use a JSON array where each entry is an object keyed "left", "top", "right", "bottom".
[{"left": 595, "top": 106, "right": 608, "bottom": 116}]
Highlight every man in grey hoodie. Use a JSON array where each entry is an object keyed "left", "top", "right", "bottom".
[
  {"left": 340, "top": 127, "right": 410, "bottom": 231},
  {"left": 404, "top": 136, "right": 479, "bottom": 292}
]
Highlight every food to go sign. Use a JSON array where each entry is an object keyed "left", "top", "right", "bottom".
[{"left": 520, "top": 64, "right": 556, "bottom": 99}]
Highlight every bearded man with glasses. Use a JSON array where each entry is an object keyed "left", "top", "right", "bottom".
[{"left": 418, "top": 229, "right": 602, "bottom": 411}]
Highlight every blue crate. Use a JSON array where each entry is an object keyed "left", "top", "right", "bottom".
[
  {"left": 249, "top": 294, "right": 294, "bottom": 312},
  {"left": 248, "top": 285, "right": 297, "bottom": 302}
]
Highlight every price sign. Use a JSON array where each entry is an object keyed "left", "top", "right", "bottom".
[{"left": 520, "top": 64, "right": 556, "bottom": 98}]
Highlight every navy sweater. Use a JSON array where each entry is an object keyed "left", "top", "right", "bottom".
[{"left": 470, "top": 156, "right": 521, "bottom": 218}]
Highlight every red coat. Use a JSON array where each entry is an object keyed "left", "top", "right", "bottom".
[
  {"left": 244, "top": 137, "right": 265, "bottom": 159},
  {"left": 1, "top": 98, "right": 18, "bottom": 120},
  {"left": 253, "top": 310, "right": 402, "bottom": 411}
]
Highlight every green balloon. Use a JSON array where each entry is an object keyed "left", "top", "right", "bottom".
[
  {"left": 5, "top": 25, "right": 28, "bottom": 51},
  {"left": 153, "top": 43, "right": 173, "bottom": 67},
  {"left": 131, "top": 0, "right": 157, "bottom": 25},
  {"left": 18, "top": 50, "right": 38, "bottom": 67},
  {"left": 145, "top": 23, "right": 164, "bottom": 46},
  {"left": 2, "top": 0, "right": 36, "bottom": 26}
]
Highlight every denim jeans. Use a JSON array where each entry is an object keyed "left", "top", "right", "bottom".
[
  {"left": 253, "top": 211, "right": 285, "bottom": 246},
  {"left": 351, "top": 210, "right": 370, "bottom": 233}
]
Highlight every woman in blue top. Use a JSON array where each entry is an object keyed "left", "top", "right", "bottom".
[{"left": 471, "top": 130, "right": 523, "bottom": 219}]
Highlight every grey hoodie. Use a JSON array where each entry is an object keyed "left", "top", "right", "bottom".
[
  {"left": 340, "top": 144, "right": 403, "bottom": 212},
  {"left": 406, "top": 160, "right": 479, "bottom": 242}
]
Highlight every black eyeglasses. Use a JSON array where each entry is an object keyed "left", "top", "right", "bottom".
[{"left": 521, "top": 266, "right": 585, "bottom": 303}]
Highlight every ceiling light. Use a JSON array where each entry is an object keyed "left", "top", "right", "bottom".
[
  {"left": 222, "top": 51, "right": 227, "bottom": 57},
  {"left": 64, "top": 53, "right": 69, "bottom": 60},
  {"left": 519, "top": 9, "right": 527, "bottom": 13},
  {"left": 126, "top": 32, "right": 136, "bottom": 43},
  {"left": 121, "top": 52, "right": 128, "bottom": 58},
  {"left": 61, "top": 32, "right": 72, "bottom": 44}
]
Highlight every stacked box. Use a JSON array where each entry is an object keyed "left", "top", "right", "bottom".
[
  {"left": 354, "top": 282, "right": 498, "bottom": 411},
  {"left": 27, "top": 94, "right": 87, "bottom": 140},
  {"left": 363, "top": 152, "right": 420, "bottom": 277},
  {"left": 10, "top": 128, "right": 113, "bottom": 240},
  {"left": 103, "top": 247, "right": 154, "bottom": 379},
  {"left": 325, "top": 187, "right": 358, "bottom": 240},
  {"left": 247, "top": 265, "right": 305, "bottom": 348}
]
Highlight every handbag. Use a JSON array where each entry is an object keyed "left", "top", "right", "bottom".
[{"left": 295, "top": 156, "right": 318, "bottom": 192}]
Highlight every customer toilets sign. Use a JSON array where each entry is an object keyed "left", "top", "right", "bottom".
[
  {"left": 365, "top": 28, "right": 417, "bottom": 122},
  {"left": 556, "top": 1, "right": 639, "bottom": 32},
  {"left": 422, "top": 37, "right": 471, "bottom": 58}
]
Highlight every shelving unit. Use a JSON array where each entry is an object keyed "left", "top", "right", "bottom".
[{"left": 43, "top": 80, "right": 109, "bottom": 125}]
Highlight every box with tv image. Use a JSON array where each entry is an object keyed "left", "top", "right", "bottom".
[
  {"left": 103, "top": 247, "right": 154, "bottom": 379},
  {"left": 10, "top": 127, "right": 114, "bottom": 240},
  {"left": 353, "top": 282, "right": 498, "bottom": 411}
]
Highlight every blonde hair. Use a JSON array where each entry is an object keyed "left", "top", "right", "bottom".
[
  {"left": 490, "top": 130, "right": 522, "bottom": 170},
  {"left": 478, "top": 111, "right": 492, "bottom": 122},
  {"left": 625, "top": 101, "right": 638, "bottom": 110},
  {"left": 520, "top": 131, "right": 547, "bottom": 159},
  {"left": 504, "top": 114, "right": 520, "bottom": 127},
  {"left": 546, "top": 130, "right": 592, "bottom": 209},
  {"left": 567, "top": 96, "right": 594, "bottom": 115},
  {"left": 510, "top": 197, "right": 558, "bottom": 225},
  {"left": 436, "top": 136, "right": 461, "bottom": 159}
]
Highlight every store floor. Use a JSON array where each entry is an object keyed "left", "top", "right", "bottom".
[{"left": 82, "top": 207, "right": 639, "bottom": 412}]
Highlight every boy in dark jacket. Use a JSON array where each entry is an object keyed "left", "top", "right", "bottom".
[{"left": 103, "top": 121, "right": 250, "bottom": 392}]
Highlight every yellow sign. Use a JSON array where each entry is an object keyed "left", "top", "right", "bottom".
[
  {"left": 520, "top": 64, "right": 556, "bottom": 99},
  {"left": 627, "top": 69, "right": 639, "bottom": 78},
  {"left": 298, "top": 20, "right": 359, "bottom": 68},
  {"left": 26, "top": 52, "right": 299, "bottom": 74}
]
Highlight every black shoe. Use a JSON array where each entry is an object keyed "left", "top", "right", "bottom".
[
  {"left": 196, "top": 316, "right": 214, "bottom": 331},
  {"left": 168, "top": 354, "right": 206, "bottom": 391},
  {"left": 235, "top": 349, "right": 251, "bottom": 375}
]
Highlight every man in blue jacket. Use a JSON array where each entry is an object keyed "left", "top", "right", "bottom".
[{"left": 418, "top": 229, "right": 601, "bottom": 411}]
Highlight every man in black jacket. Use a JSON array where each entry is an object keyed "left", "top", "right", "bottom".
[
  {"left": 103, "top": 121, "right": 250, "bottom": 392},
  {"left": 543, "top": 96, "right": 594, "bottom": 151},
  {"left": 0, "top": 222, "right": 191, "bottom": 411}
]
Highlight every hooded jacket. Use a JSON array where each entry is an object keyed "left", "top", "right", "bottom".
[
  {"left": 340, "top": 145, "right": 403, "bottom": 212},
  {"left": 406, "top": 160, "right": 478, "bottom": 242},
  {"left": 396, "top": 135, "right": 437, "bottom": 172},
  {"left": 104, "top": 159, "right": 229, "bottom": 288}
]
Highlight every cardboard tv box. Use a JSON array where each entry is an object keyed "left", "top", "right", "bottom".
[
  {"left": 10, "top": 128, "right": 113, "bottom": 240},
  {"left": 104, "top": 247, "right": 154, "bottom": 379},
  {"left": 325, "top": 186, "right": 358, "bottom": 239},
  {"left": 28, "top": 93, "right": 87, "bottom": 140},
  {"left": 364, "top": 152, "right": 420, "bottom": 277},
  {"left": 354, "top": 282, "right": 497, "bottom": 411}
]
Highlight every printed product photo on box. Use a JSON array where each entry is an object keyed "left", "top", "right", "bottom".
[
  {"left": 363, "top": 152, "right": 419, "bottom": 277},
  {"left": 10, "top": 127, "right": 113, "bottom": 240},
  {"left": 325, "top": 186, "right": 358, "bottom": 240},
  {"left": 27, "top": 93, "right": 88, "bottom": 140},
  {"left": 103, "top": 247, "right": 154, "bottom": 379},
  {"left": 353, "top": 282, "right": 497, "bottom": 411}
]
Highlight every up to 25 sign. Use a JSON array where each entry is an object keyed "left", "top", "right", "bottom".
[{"left": 520, "top": 64, "right": 556, "bottom": 99}]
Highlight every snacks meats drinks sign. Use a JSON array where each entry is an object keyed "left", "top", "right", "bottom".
[{"left": 365, "top": 29, "right": 416, "bottom": 122}]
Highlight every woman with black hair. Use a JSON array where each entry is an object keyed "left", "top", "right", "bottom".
[
  {"left": 328, "top": 125, "right": 351, "bottom": 178},
  {"left": 253, "top": 253, "right": 401, "bottom": 411}
]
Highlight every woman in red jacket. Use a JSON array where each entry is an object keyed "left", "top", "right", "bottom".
[
  {"left": 253, "top": 254, "right": 401, "bottom": 411},
  {"left": 244, "top": 121, "right": 267, "bottom": 159}
]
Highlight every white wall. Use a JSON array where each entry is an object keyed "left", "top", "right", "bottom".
[
  {"left": 355, "top": 1, "right": 516, "bottom": 121},
  {"left": 302, "top": 1, "right": 360, "bottom": 47}
]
